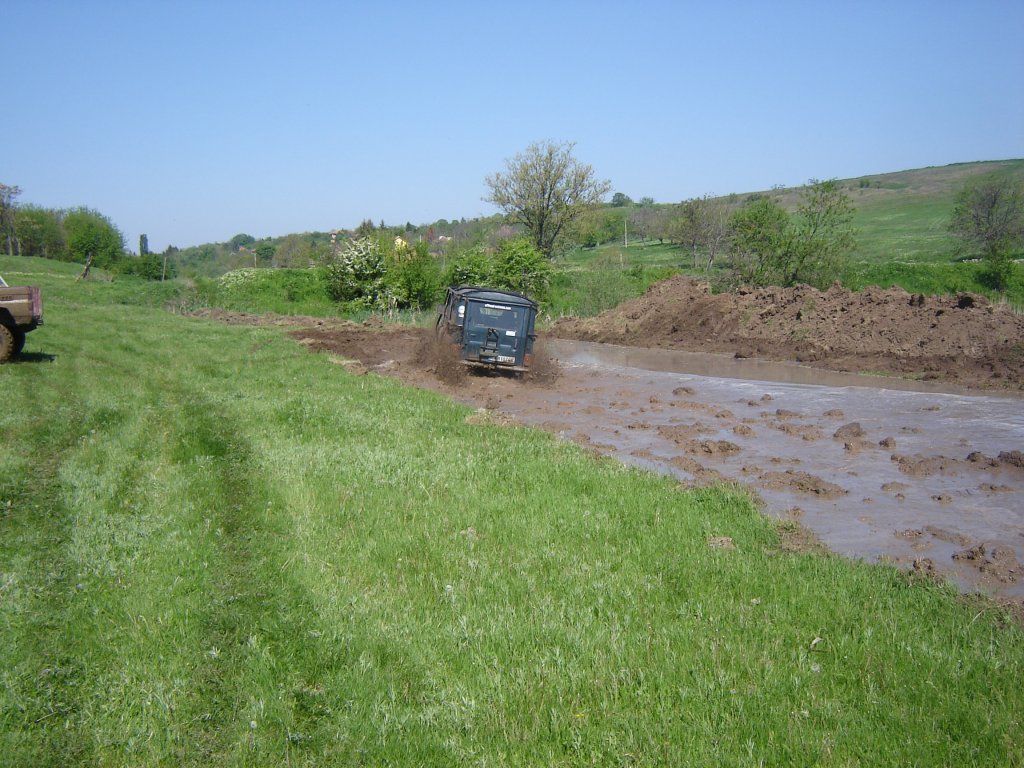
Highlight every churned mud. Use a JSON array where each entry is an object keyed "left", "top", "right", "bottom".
[{"left": 195, "top": 306, "right": 1024, "bottom": 603}]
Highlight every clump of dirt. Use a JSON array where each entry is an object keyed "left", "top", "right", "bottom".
[
  {"left": 657, "top": 423, "right": 716, "bottom": 442},
  {"left": 953, "top": 544, "right": 1022, "bottom": 584},
  {"left": 891, "top": 454, "right": 963, "bottom": 477},
  {"left": 759, "top": 470, "right": 848, "bottom": 499},
  {"left": 669, "top": 455, "right": 726, "bottom": 485},
  {"left": 833, "top": 422, "right": 866, "bottom": 440},
  {"left": 999, "top": 450, "right": 1024, "bottom": 469},
  {"left": 773, "top": 520, "right": 830, "bottom": 555},
  {"left": 683, "top": 439, "right": 742, "bottom": 457},
  {"left": 550, "top": 276, "right": 1024, "bottom": 389}
]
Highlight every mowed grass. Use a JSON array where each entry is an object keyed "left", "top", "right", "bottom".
[{"left": 1, "top": 256, "right": 1023, "bottom": 765}]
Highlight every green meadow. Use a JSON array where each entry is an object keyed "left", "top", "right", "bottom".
[
  {"left": 569, "top": 160, "right": 1024, "bottom": 309},
  {"left": 2, "top": 254, "right": 1022, "bottom": 765}
]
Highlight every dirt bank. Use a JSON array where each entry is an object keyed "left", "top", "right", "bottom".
[{"left": 550, "top": 277, "right": 1024, "bottom": 390}]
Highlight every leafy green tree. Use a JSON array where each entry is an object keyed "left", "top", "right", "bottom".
[
  {"left": 229, "top": 233, "right": 256, "bottom": 252},
  {"left": 14, "top": 205, "right": 65, "bottom": 259},
  {"left": 485, "top": 141, "right": 611, "bottom": 257},
  {"left": 273, "top": 234, "right": 328, "bottom": 268},
  {"left": 570, "top": 208, "right": 620, "bottom": 248},
  {"left": 610, "top": 192, "right": 633, "bottom": 207},
  {"left": 354, "top": 219, "right": 377, "bottom": 238},
  {"left": 729, "top": 198, "right": 791, "bottom": 285},
  {"left": 668, "top": 195, "right": 730, "bottom": 269},
  {"left": 139, "top": 234, "right": 149, "bottom": 256},
  {"left": 253, "top": 241, "right": 276, "bottom": 265},
  {"left": 63, "top": 208, "right": 124, "bottom": 272},
  {"left": 387, "top": 240, "right": 442, "bottom": 309},
  {"left": 787, "top": 178, "right": 856, "bottom": 287},
  {"left": 440, "top": 239, "right": 550, "bottom": 301},
  {"left": 949, "top": 175, "right": 1024, "bottom": 291},
  {"left": 443, "top": 247, "right": 493, "bottom": 288},
  {"left": 490, "top": 238, "right": 551, "bottom": 299},
  {"left": 728, "top": 180, "right": 855, "bottom": 288}
]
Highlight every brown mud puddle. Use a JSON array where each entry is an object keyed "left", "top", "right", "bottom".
[{"left": 196, "top": 310, "right": 1024, "bottom": 602}]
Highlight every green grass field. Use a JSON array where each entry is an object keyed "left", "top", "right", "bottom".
[
  {"left": 565, "top": 160, "right": 1024, "bottom": 310},
  {"left": 2, "top": 254, "right": 1023, "bottom": 765}
]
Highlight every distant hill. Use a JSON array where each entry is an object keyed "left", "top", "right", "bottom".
[{"left": 775, "top": 159, "right": 1024, "bottom": 263}]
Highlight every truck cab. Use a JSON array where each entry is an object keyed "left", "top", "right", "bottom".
[{"left": 437, "top": 286, "right": 538, "bottom": 372}]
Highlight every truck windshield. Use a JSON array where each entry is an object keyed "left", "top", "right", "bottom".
[{"left": 468, "top": 302, "right": 523, "bottom": 331}]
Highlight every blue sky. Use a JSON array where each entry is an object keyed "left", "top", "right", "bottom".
[{"left": 4, "top": 0, "right": 1023, "bottom": 252}]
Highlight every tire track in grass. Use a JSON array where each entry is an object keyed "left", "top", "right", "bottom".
[
  {"left": 4, "top": 352, "right": 332, "bottom": 764},
  {"left": 0, "top": 361, "right": 99, "bottom": 765},
  {"left": 162, "top": 395, "right": 338, "bottom": 765}
]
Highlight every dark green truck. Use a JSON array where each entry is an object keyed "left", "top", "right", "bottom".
[{"left": 436, "top": 286, "right": 539, "bottom": 372}]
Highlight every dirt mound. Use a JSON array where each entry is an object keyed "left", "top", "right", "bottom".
[{"left": 550, "top": 277, "right": 1024, "bottom": 389}]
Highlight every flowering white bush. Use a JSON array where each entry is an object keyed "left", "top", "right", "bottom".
[
  {"left": 324, "top": 237, "right": 395, "bottom": 309},
  {"left": 218, "top": 268, "right": 270, "bottom": 293}
]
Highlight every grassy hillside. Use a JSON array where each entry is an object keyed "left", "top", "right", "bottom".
[{"left": 2, "top": 254, "right": 1023, "bottom": 765}]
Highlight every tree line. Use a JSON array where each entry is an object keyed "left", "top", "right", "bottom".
[
  {"left": 0, "top": 184, "right": 172, "bottom": 279},
  {"left": 5, "top": 147, "right": 1020, "bottom": 296}
]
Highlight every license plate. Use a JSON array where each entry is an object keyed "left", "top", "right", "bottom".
[{"left": 497, "top": 355, "right": 515, "bottom": 364}]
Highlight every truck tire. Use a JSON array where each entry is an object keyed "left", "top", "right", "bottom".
[{"left": 0, "top": 324, "right": 14, "bottom": 363}]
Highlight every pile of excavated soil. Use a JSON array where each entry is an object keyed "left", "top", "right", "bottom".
[{"left": 550, "top": 277, "right": 1024, "bottom": 389}]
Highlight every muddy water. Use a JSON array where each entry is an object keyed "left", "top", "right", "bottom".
[{"left": 502, "top": 341, "right": 1024, "bottom": 597}]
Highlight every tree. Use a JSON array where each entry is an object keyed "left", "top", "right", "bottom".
[
  {"left": 949, "top": 175, "right": 1024, "bottom": 291},
  {"left": 139, "top": 233, "right": 149, "bottom": 256},
  {"left": 490, "top": 238, "right": 551, "bottom": 299},
  {"left": 610, "top": 192, "right": 633, "bottom": 207},
  {"left": 484, "top": 141, "right": 611, "bottom": 258},
  {"left": 355, "top": 219, "right": 377, "bottom": 238},
  {"left": 229, "top": 233, "right": 256, "bottom": 252},
  {"left": 668, "top": 195, "right": 730, "bottom": 270},
  {"left": 441, "top": 239, "right": 551, "bottom": 302},
  {"left": 253, "top": 241, "right": 276, "bottom": 265},
  {"left": 387, "top": 240, "right": 442, "bottom": 309},
  {"left": 728, "top": 179, "right": 855, "bottom": 288},
  {"left": 14, "top": 205, "right": 65, "bottom": 259},
  {"left": 63, "top": 208, "right": 124, "bottom": 277},
  {"left": 570, "top": 208, "right": 620, "bottom": 248},
  {"left": 729, "top": 197, "right": 791, "bottom": 285},
  {"left": 1, "top": 183, "right": 21, "bottom": 256}
]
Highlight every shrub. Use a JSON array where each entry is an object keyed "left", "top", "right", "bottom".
[
  {"left": 386, "top": 240, "right": 443, "bottom": 309},
  {"left": 441, "top": 238, "right": 550, "bottom": 301},
  {"left": 324, "top": 237, "right": 394, "bottom": 309}
]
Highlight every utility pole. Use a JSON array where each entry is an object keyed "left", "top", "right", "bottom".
[{"left": 624, "top": 217, "right": 628, "bottom": 248}]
